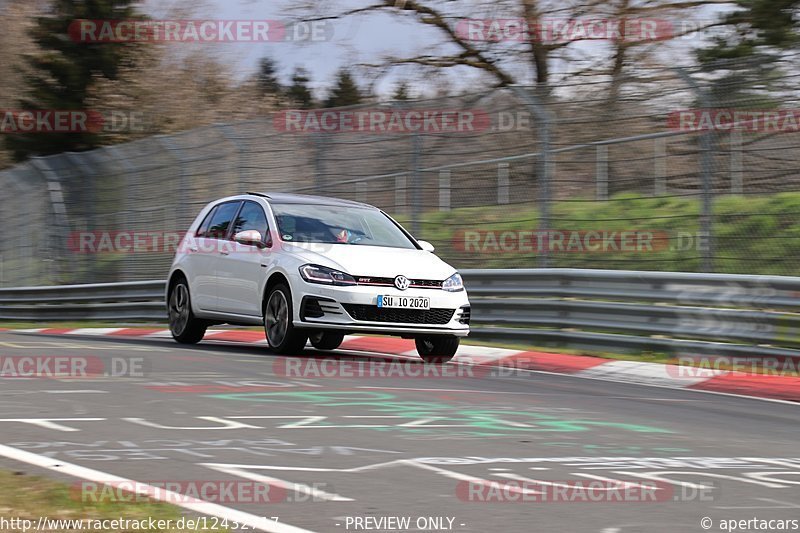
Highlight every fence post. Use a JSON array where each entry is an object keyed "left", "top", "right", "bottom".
[
  {"left": 497, "top": 162, "right": 510, "bottom": 204},
  {"left": 30, "top": 158, "right": 70, "bottom": 284},
  {"left": 158, "top": 137, "right": 190, "bottom": 227},
  {"left": 596, "top": 145, "right": 608, "bottom": 200},
  {"left": 439, "top": 170, "right": 451, "bottom": 211},
  {"left": 314, "top": 134, "right": 327, "bottom": 194},
  {"left": 654, "top": 137, "right": 667, "bottom": 195},
  {"left": 216, "top": 124, "right": 247, "bottom": 193},
  {"left": 511, "top": 86, "right": 552, "bottom": 268},
  {"left": 674, "top": 67, "right": 715, "bottom": 273},
  {"left": 410, "top": 132, "right": 423, "bottom": 235},
  {"left": 730, "top": 130, "right": 743, "bottom": 194},
  {"left": 356, "top": 181, "right": 367, "bottom": 203},
  {"left": 395, "top": 174, "right": 407, "bottom": 215}
]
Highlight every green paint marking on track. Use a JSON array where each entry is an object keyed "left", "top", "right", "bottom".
[{"left": 207, "top": 391, "right": 673, "bottom": 435}]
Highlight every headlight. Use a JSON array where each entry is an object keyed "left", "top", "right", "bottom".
[
  {"left": 299, "top": 264, "right": 356, "bottom": 286},
  {"left": 442, "top": 272, "right": 464, "bottom": 292}
]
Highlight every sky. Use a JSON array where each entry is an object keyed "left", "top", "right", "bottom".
[
  {"left": 143, "top": 0, "right": 452, "bottom": 98},
  {"left": 139, "top": 0, "right": 736, "bottom": 99}
]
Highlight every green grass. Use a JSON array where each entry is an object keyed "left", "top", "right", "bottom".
[
  {"left": 408, "top": 192, "right": 800, "bottom": 276},
  {"left": 0, "top": 470, "right": 227, "bottom": 532}
]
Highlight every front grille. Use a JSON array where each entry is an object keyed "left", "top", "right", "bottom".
[
  {"left": 343, "top": 304, "right": 455, "bottom": 325},
  {"left": 354, "top": 276, "right": 443, "bottom": 289}
]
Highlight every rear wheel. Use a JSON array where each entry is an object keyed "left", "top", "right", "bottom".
[
  {"left": 309, "top": 331, "right": 345, "bottom": 351},
  {"left": 415, "top": 335, "right": 459, "bottom": 363},
  {"left": 168, "top": 279, "right": 207, "bottom": 344},
  {"left": 264, "top": 284, "right": 308, "bottom": 354}
]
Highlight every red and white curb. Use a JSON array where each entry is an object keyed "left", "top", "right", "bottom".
[{"left": 8, "top": 327, "right": 800, "bottom": 403}]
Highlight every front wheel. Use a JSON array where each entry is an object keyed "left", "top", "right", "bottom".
[
  {"left": 168, "top": 279, "right": 207, "bottom": 344},
  {"left": 415, "top": 335, "right": 459, "bottom": 363},
  {"left": 309, "top": 331, "right": 345, "bottom": 351},
  {"left": 264, "top": 283, "right": 308, "bottom": 354}
]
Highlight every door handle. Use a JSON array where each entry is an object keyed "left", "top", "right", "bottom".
[
  {"left": 188, "top": 246, "right": 199, "bottom": 253},
  {"left": 220, "top": 250, "right": 230, "bottom": 256}
]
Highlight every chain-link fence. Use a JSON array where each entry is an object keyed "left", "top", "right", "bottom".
[{"left": 3, "top": 60, "right": 800, "bottom": 286}]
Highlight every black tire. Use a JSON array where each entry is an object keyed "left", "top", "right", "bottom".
[
  {"left": 264, "top": 283, "right": 308, "bottom": 354},
  {"left": 309, "top": 331, "right": 345, "bottom": 351},
  {"left": 168, "top": 278, "right": 207, "bottom": 344},
  {"left": 415, "top": 335, "right": 460, "bottom": 363}
]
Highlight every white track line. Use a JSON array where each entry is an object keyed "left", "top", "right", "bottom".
[
  {"left": 0, "top": 444, "right": 316, "bottom": 533},
  {"left": 65, "top": 328, "right": 125, "bottom": 336}
]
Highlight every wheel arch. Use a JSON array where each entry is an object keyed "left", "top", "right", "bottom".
[
  {"left": 166, "top": 270, "right": 188, "bottom": 308},
  {"left": 262, "top": 271, "right": 291, "bottom": 314}
]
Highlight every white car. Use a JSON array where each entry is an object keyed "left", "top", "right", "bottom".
[{"left": 166, "top": 193, "right": 470, "bottom": 362}]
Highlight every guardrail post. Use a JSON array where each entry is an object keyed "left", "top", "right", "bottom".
[
  {"left": 439, "top": 170, "right": 451, "bottom": 211},
  {"left": 596, "top": 145, "right": 608, "bottom": 200},
  {"left": 497, "top": 162, "right": 510, "bottom": 205}
]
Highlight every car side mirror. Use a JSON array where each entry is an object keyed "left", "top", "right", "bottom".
[
  {"left": 234, "top": 230, "right": 266, "bottom": 248},
  {"left": 418, "top": 240, "right": 435, "bottom": 252}
]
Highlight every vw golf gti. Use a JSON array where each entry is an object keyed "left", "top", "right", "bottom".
[{"left": 166, "top": 193, "right": 470, "bottom": 362}]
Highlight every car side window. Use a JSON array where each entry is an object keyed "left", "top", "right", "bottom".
[
  {"left": 206, "top": 201, "right": 241, "bottom": 239},
  {"left": 232, "top": 201, "right": 269, "bottom": 238},
  {"left": 195, "top": 206, "right": 217, "bottom": 238}
]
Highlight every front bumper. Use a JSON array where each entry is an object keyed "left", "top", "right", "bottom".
[{"left": 293, "top": 283, "right": 470, "bottom": 337}]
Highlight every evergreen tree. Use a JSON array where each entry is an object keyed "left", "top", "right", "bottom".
[
  {"left": 257, "top": 57, "right": 281, "bottom": 97},
  {"left": 696, "top": 0, "right": 799, "bottom": 107},
  {"left": 393, "top": 82, "right": 410, "bottom": 101},
  {"left": 325, "top": 69, "right": 362, "bottom": 108},
  {"left": 6, "top": 0, "right": 144, "bottom": 161},
  {"left": 286, "top": 68, "right": 314, "bottom": 109}
]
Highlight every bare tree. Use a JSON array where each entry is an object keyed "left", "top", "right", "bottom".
[{"left": 290, "top": 0, "right": 735, "bottom": 92}]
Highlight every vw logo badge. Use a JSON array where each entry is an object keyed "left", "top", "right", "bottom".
[{"left": 394, "top": 275, "right": 411, "bottom": 291}]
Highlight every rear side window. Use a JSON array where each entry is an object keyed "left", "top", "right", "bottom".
[
  {"left": 206, "top": 201, "right": 241, "bottom": 239},
  {"left": 195, "top": 206, "right": 217, "bottom": 238}
]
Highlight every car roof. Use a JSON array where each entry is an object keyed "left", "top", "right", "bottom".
[{"left": 246, "top": 192, "right": 377, "bottom": 209}]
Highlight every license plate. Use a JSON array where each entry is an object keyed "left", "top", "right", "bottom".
[{"left": 377, "top": 295, "right": 430, "bottom": 310}]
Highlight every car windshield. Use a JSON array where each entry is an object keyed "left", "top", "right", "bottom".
[{"left": 271, "top": 203, "right": 417, "bottom": 249}]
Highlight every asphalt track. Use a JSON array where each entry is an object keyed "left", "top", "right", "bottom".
[{"left": 0, "top": 330, "right": 798, "bottom": 533}]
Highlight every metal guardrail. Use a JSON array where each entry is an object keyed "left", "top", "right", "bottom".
[
  {"left": 0, "top": 281, "right": 165, "bottom": 321},
  {"left": 1, "top": 270, "right": 799, "bottom": 358}
]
